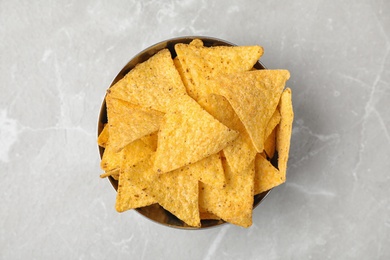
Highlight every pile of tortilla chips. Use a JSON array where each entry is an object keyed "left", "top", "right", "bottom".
[{"left": 98, "top": 39, "right": 293, "bottom": 228}]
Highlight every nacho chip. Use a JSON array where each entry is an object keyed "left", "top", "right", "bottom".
[
  {"left": 199, "top": 94, "right": 257, "bottom": 173},
  {"left": 276, "top": 88, "right": 294, "bottom": 179},
  {"left": 199, "top": 158, "right": 255, "bottom": 228},
  {"left": 97, "top": 124, "right": 109, "bottom": 148},
  {"left": 116, "top": 163, "right": 156, "bottom": 212},
  {"left": 108, "top": 49, "right": 187, "bottom": 113},
  {"left": 265, "top": 108, "right": 281, "bottom": 141},
  {"left": 175, "top": 43, "right": 263, "bottom": 101},
  {"left": 125, "top": 156, "right": 201, "bottom": 227},
  {"left": 189, "top": 38, "right": 204, "bottom": 47},
  {"left": 191, "top": 153, "right": 225, "bottom": 188},
  {"left": 106, "top": 97, "right": 164, "bottom": 152},
  {"left": 154, "top": 96, "right": 238, "bottom": 173},
  {"left": 199, "top": 210, "right": 221, "bottom": 220},
  {"left": 254, "top": 153, "right": 284, "bottom": 194},
  {"left": 215, "top": 70, "right": 290, "bottom": 152},
  {"left": 264, "top": 127, "right": 277, "bottom": 159}
]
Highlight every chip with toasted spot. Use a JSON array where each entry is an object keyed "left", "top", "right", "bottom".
[{"left": 115, "top": 161, "right": 156, "bottom": 212}]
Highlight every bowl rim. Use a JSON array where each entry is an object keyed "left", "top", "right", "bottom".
[{"left": 97, "top": 36, "right": 273, "bottom": 230}]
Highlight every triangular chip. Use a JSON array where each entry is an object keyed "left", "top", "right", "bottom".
[
  {"left": 199, "top": 94, "right": 257, "bottom": 173},
  {"left": 106, "top": 97, "right": 164, "bottom": 152},
  {"left": 254, "top": 153, "right": 285, "bottom": 194},
  {"left": 276, "top": 88, "right": 294, "bottom": 179},
  {"left": 97, "top": 124, "right": 109, "bottom": 148},
  {"left": 154, "top": 96, "right": 238, "bottom": 173},
  {"left": 108, "top": 49, "right": 187, "bottom": 113},
  {"left": 175, "top": 42, "right": 263, "bottom": 101},
  {"left": 125, "top": 156, "right": 200, "bottom": 227},
  {"left": 191, "top": 153, "right": 225, "bottom": 188},
  {"left": 116, "top": 161, "right": 156, "bottom": 212},
  {"left": 215, "top": 70, "right": 290, "bottom": 152},
  {"left": 199, "top": 158, "right": 255, "bottom": 228},
  {"left": 140, "top": 132, "right": 158, "bottom": 152},
  {"left": 100, "top": 138, "right": 154, "bottom": 173}
]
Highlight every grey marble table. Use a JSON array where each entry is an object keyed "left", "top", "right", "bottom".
[{"left": 1, "top": 0, "right": 389, "bottom": 259}]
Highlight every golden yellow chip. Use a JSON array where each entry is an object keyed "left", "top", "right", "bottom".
[
  {"left": 100, "top": 138, "right": 153, "bottom": 173},
  {"left": 276, "top": 88, "right": 294, "bottom": 179},
  {"left": 108, "top": 49, "right": 187, "bottom": 113},
  {"left": 174, "top": 43, "right": 263, "bottom": 101},
  {"left": 191, "top": 153, "right": 225, "bottom": 188},
  {"left": 154, "top": 96, "right": 238, "bottom": 173},
  {"left": 215, "top": 70, "right": 290, "bottom": 153},
  {"left": 124, "top": 155, "right": 201, "bottom": 227},
  {"left": 199, "top": 158, "right": 255, "bottom": 228},
  {"left": 264, "top": 108, "right": 281, "bottom": 141},
  {"left": 116, "top": 164, "right": 156, "bottom": 212},
  {"left": 106, "top": 97, "right": 164, "bottom": 152},
  {"left": 140, "top": 132, "right": 158, "bottom": 152},
  {"left": 199, "top": 94, "right": 257, "bottom": 173},
  {"left": 199, "top": 210, "right": 221, "bottom": 220},
  {"left": 254, "top": 153, "right": 284, "bottom": 194},
  {"left": 97, "top": 124, "right": 109, "bottom": 148},
  {"left": 264, "top": 127, "right": 276, "bottom": 159}
]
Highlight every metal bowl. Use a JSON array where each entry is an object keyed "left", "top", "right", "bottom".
[{"left": 98, "top": 36, "right": 272, "bottom": 229}]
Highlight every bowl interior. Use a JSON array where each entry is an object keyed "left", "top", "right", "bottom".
[{"left": 98, "top": 36, "right": 273, "bottom": 229}]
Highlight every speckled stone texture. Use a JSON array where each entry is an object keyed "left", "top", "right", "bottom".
[{"left": 1, "top": 0, "right": 389, "bottom": 259}]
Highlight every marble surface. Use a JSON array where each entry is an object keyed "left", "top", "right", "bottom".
[{"left": 1, "top": 0, "right": 389, "bottom": 259}]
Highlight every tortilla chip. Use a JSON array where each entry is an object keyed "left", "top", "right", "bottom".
[
  {"left": 97, "top": 124, "right": 109, "bottom": 148},
  {"left": 199, "top": 94, "right": 257, "bottom": 173},
  {"left": 154, "top": 96, "right": 238, "bottom": 173},
  {"left": 191, "top": 153, "right": 225, "bottom": 188},
  {"left": 199, "top": 211, "right": 221, "bottom": 220},
  {"left": 107, "top": 49, "right": 187, "bottom": 113},
  {"left": 175, "top": 43, "right": 263, "bottom": 101},
  {"left": 199, "top": 158, "right": 255, "bottom": 228},
  {"left": 189, "top": 39, "right": 204, "bottom": 47},
  {"left": 265, "top": 108, "right": 281, "bottom": 141},
  {"left": 125, "top": 156, "right": 201, "bottom": 227},
  {"left": 115, "top": 163, "right": 156, "bottom": 212},
  {"left": 100, "top": 138, "right": 153, "bottom": 173},
  {"left": 264, "top": 127, "right": 276, "bottom": 159},
  {"left": 214, "top": 70, "right": 290, "bottom": 152},
  {"left": 140, "top": 132, "right": 158, "bottom": 152},
  {"left": 254, "top": 153, "right": 284, "bottom": 194},
  {"left": 106, "top": 97, "right": 164, "bottom": 152},
  {"left": 276, "top": 88, "right": 294, "bottom": 179}
]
